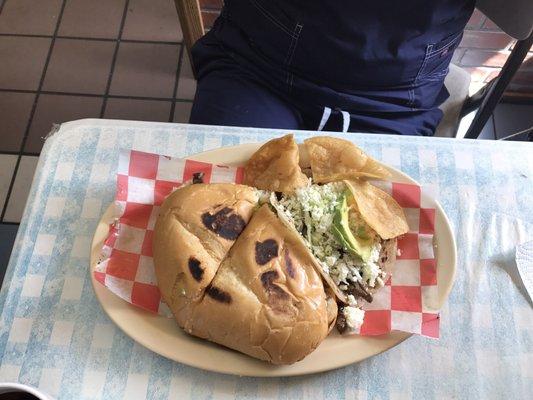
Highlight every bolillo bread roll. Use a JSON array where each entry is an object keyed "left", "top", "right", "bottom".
[
  {"left": 153, "top": 183, "right": 258, "bottom": 330},
  {"left": 154, "top": 184, "right": 331, "bottom": 364},
  {"left": 188, "top": 205, "right": 330, "bottom": 364}
]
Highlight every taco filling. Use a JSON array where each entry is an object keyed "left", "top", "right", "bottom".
[{"left": 269, "top": 181, "right": 391, "bottom": 333}]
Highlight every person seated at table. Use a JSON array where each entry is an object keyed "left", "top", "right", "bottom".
[{"left": 189, "top": 0, "right": 474, "bottom": 136}]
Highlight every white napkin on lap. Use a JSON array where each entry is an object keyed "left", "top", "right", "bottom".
[{"left": 516, "top": 241, "right": 533, "bottom": 304}]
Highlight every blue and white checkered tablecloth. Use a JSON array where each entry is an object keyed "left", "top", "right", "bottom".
[{"left": 1, "top": 119, "right": 532, "bottom": 399}]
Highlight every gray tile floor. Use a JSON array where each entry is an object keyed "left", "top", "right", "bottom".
[
  {"left": 0, "top": 224, "right": 17, "bottom": 284},
  {"left": 3, "top": 156, "right": 39, "bottom": 223},
  {"left": 0, "top": 0, "right": 195, "bottom": 282},
  {"left": 0, "top": 0, "right": 192, "bottom": 155}
]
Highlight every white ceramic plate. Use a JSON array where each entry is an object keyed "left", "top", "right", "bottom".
[{"left": 90, "top": 143, "right": 456, "bottom": 377}]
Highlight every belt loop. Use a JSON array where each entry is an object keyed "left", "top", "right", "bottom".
[
  {"left": 318, "top": 107, "right": 331, "bottom": 131},
  {"left": 340, "top": 110, "right": 350, "bottom": 133}
]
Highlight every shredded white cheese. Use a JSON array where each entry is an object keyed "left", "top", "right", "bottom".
[
  {"left": 272, "top": 183, "right": 383, "bottom": 288},
  {"left": 270, "top": 182, "right": 387, "bottom": 332}
]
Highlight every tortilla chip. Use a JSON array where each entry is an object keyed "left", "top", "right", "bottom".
[
  {"left": 345, "top": 180, "right": 409, "bottom": 239},
  {"left": 304, "top": 137, "right": 391, "bottom": 183},
  {"left": 298, "top": 143, "right": 310, "bottom": 168},
  {"left": 244, "top": 134, "right": 308, "bottom": 193}
]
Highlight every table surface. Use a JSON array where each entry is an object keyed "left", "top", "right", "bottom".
[{"left": 0, "top": 119, "right": 532, "bottom": 400}]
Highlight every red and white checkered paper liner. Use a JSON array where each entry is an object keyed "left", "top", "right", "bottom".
[{"left": 95, "top": 149, "right": 440, "bottom": 338}]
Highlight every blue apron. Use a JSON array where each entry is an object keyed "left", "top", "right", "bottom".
[{"left": 191, "top": 0, "right": 475, "bottom": 135}]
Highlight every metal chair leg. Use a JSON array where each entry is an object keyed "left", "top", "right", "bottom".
[
  {"left": 460, "top": 79, "right": 495, "bottom": 116},
  {"left": 463, "top": 32, "right": 533, "bottom": 139}
]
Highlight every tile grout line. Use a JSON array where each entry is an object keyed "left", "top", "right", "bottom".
[
  {"left": 169, "top": 44, "right": 185, "bottom": 122},
  {"left": 99, "top": 0, "right": 132, "bottom": 118},
  {"left": 0, "top": 88, "right": 194, "bottom": 103},
  {"left": 0, "top": 221, "right": 20, "bottom": 226},
  {"left": 0, "top": 0, "right": 68, "bottom": 222},
  {"left": 0, "top": 32, "right": 182, "bottom": 45},
  {"left": 0, "top": 151, "right": 40, "bottom": 157}
]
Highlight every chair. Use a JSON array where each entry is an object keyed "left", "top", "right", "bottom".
[
  {"left": 436, "top": 0, "right": 533, "bottom": 138},
  {"left": 174, "top": 0, "right": 533, "bottom": 139},
  {"left": 173, "top": 0, "right": 204, "bottom": 61}
]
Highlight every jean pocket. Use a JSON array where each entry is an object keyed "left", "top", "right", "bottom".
[
  {"left": 224, "top": 0, "right": 302, "bottom": 65},
  {"left": 248, "top": 0, "right": 298, "bottom": 37},
  {"left": 416, "top": 32, "right": 462, "bottom": 82}
]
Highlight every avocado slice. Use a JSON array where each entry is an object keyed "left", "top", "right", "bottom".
[{"left": 333, "top": 190, "right": 373, "bottom": 262}]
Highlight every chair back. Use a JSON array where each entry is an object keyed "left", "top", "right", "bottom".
[{"left": 174, "top": 0, "right": 205, "bottom": 56}]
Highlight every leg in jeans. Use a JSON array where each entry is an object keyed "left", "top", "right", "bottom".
[{"left": 190, "top": 68, "right": 302, "bottom": 130}]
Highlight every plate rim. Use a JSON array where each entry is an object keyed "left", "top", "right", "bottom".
[{"left": 90, "top": 142, "right": 457, "bottom": 377}]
